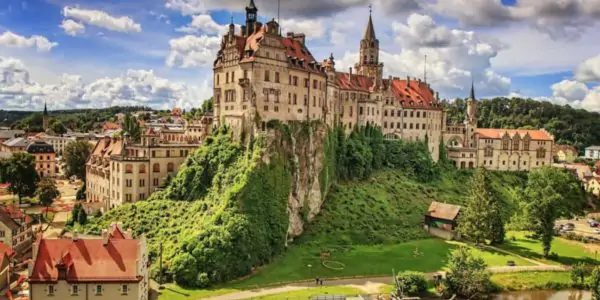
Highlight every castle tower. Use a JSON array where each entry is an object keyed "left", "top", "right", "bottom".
[
  {"left": 245, "top": 0, "right": 258, "bottom": 37},
  {"left": 355, "top": 6, "right": 383, "bottom": 86},
  {"left": 42, "top": 101, "right": 49, "bottom": 132},
  {"left": 464, "top": 81, "right": 477, "bottom": 148}
]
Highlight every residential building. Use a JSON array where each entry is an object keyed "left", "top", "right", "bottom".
[
  {"left": 32, "top": 132, "right": 76, "bottom": 156},
  {"left": 86, "top": 128, "right": 202, "bottom": 210},
  {"left": 28, "top": 225, "right": 149, "bottom": 300},
  {"left": 553, "top": 144, "right": 578, "bottom": 163},
  {"left": 212, "top": 0, "right": 444, "bottom": 161},
  {"left": 585, "top": 146, "right": 600, "bottom": 160},
  {"left": 0, "top": 242, "right": 15, "bottom": 290},
  {"left": 586, "top": 177, "right": 600, "bottom": 197},
  {"left": 0, "top": 206, "right": 34, "bottom": 257},
  {"left": 26, "top": 141, "right": 57, "bottom": 178},
  {"left": 1, "top": 137, "right": 29, "bottom": 153},
  {"left": 103, "top": 122, "right": 121, "bottom": 133}
]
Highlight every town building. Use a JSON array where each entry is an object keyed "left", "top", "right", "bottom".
[
  {"left": 1, "top": 137, "right": 29, "bottom": 153},
  {"left": 586, "top": 177, "right": 600, "bottom": 197},
  {"left": 424, "top": 201, "right": 462, "bottom": 240},
  {"left": 86, "top": 128, "right": 202, "bottom": 210},
  {"left": 212, "top": 0, "right": 444, "bottom": 160},
  {"left": 28, "top": 224, "right": 149, "bottom": 300},
  {"left": 0, "top": 242, "right": 15, "bottom": 290},
  {"left": 0, "top": 205, "right": 34, "bottom": 257},
  {"left": 0, "top": 129, "right": 25, "bottom": 144},
  {"left": 585, "top": 146, "right": 600, "bottom": 160},
  {"left": 32, "top": 132, "right": 76, "bottom": 156},
  {"left": 26, "top": 141, "right": 57, "bottom": 178},
  {"left": 553, "top": 144, "right": 578, "bottom": 163}
]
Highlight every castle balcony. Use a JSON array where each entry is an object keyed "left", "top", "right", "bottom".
[{"left": 238, "top": 78, "right": 250, "bottom": 87}]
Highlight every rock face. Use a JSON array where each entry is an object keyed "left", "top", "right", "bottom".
[{"left": 284, "top": 123, "right": 330, "bottom": 239}]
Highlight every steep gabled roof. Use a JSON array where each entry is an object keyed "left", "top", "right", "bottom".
[{"left": 426, "top": 201, "right": 461, "bottom": 221}]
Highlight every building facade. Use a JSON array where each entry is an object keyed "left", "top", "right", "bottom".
[
  {"left": 553, "top": 144, "right": 578, "bottom": 163},
  {"left": 213, "top": 0, "right": 444, "bottom": 161},
  {"left": 585, "top": 146, "right": 600, "bottom": 160},
  {"left": 442, "top": 85, "right": 554, "bottom": 171},
  {"left": 0, "top": 205, "right": 34, "bottom": 257},
  {"left": 86, "top": 128, "right": 202, "bottom": 210},
  {"left": 26, "top": 141, "right": 57, "bottom": 178},
  {"left": 28, "top": 224, "right": 149, "bottom": 300}
]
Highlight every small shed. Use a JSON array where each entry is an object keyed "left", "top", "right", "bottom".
[{"left": 424, "top": 202, "right": 462, "bottom": 240}]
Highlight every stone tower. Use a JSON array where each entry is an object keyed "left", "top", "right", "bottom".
[
  {"left": 464, "top": 81, "right": 477, "bottom": 148},
  {"left": 245, "top": 0, "right": 258, "bottom": 37},
  {"left": 42, "top": 101, "right": 49, "bottom": 132},
  {"left": 355, "top": 7, "right": 383, "bottom": 86}
]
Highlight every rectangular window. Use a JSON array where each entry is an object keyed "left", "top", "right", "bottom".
[
  {"left": 264, "top": 106, "right": 269, "bottom": 111},
  {"left": 304, "top": 95, "right": 308, "bottom": 106},
  {"left": 71, "top": 285, "right": 79, "bottom": 295},
  {"left": 404, "top": 111, "right": 407, "bottom": 117},
  {"left": 121, "top": 285, "right": 128, "bottom": 295},
  {"left": 95, "top": 285, "right": 102, "bottom": 295},
  {"left": 166, "top": 150, "right": 170, "bottom": 158},
  {"left": 152, "top": 151, "right": 156, "bottom": 158},
  {"left": 304, "top": 78, "right": 309, "bottom": 88},
  {"left": 275, "top": 72, "right": 280, "bottom": 83},
  {"left": 139, "top": 179, "right": 145, "bottom": 187},
  {"left": 274, "top": 106, "right": 279, "bottom": 112},
  {"left": 313, "top": 96, "right": 316, "bottom": 107},
  {"left": 153, "top": 178, "right": 159, "bottom": 186},
  {"left": 359, "top": 107, "right": 363, "bottom": 115},
  {"left": 48, "top": 285, "right": 55, "bottom": 296},
  {"left": 231, "top": 71, "right": 235, "bottom": 82},
  {"left": 225, "top": 72, "right": 229, "bottom": 83},
  {"left": 502, "top": 139, "right": 509, "bottom": 150},
  {"left": 244, "top": 70, "right": 248, "bottom": 79},
  {"left": 293, "top": 94, "right": 297, "bottom": 105},
  {"left": 313, "top": 79, "right": 318, "bottom": 89},
  {"left": 264, "top": 70, "right": 270, "bottom": 82}
]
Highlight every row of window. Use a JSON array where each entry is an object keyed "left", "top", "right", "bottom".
[
  {"left": 483, "top": 146, "right": 547, "bottom": 159},
  {"left": 47, "top": 284, "right": 128, "bottom": 296},
  {"left": 383, "top": 122, "right": 438, "bottom": 131},
  {"left": 216, "top": 70, "right": 326, "bottom": 90},
  {"left": 124, "top": 163, "right": 175, "bottom": 174}
]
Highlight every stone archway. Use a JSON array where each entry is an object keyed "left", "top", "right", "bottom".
[{"left": 446, "top": 135, "right": 464, "bottom": 148}]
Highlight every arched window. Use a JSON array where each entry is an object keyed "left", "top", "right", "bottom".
[
  {"left": 513, "top": 137, "right": 520, "bottom": 151},
  {"left": 167, "top": 163, "right": 174, "bottom": 173},
  {"left": 153, "top": 163, "right": 160, "bottom": 173},
  {"left": 139, "top": 165, "right": 146, "bottom": 174},
  {"left": 536, "top": 148, "right": 546, "bottom": 159},
  {"left": 125, "top": 164, "right": 133, "bottom": 174}
]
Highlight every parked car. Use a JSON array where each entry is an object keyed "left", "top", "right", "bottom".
[
  {"left": 507, "top": 261, "right": 516, "bottom": 267},
  {"left": 593, "top": 229, "right": 600, "bottom": 234},
  {"left": 590, "top": 222, "right": 598, "bottom": 228}
]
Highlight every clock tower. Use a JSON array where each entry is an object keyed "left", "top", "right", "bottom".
[{"left": 245, "top": 0, "right": 258, "bottom": 36}]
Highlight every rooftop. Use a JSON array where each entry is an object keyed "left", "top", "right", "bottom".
[
  {"left": 475, "top": 128, "right": 554, "bottom": 141},
  {"left": 26, "top": 141, "right": 55, "bottom": 154},
  {"left": 426, "top": 201, "right": 461, "bottom": 221},
  {"left": 3, "top": 137, "right": 30, "bottom": 148}
]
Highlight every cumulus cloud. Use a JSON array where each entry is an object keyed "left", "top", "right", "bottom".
[
  {"left": 63, "top": 6, "right": 142, "bottom": 33},
  {"left": 60, "top": 19, "right": 86, "bottom": 36},
  {"left": 280, "top": 19, "right": 326, "bottom": 39},
  {"left": 0, "top": 31, "right": 58, "bottom": 52},
  {"left": 431, "top": 0, "right": 600, "bottom": 40},
  {"left": 0, "top": 56, "right": 210, "bottom": 110},
  {"left": 336, "top": 13, "right": 510, "bottom": 98},
  {"left": 575, "top": 55, "right": 600, "bottom": 82},
  {"left": 166, "top": 35, "right": 221, "bottom": 68},
  {"left": 176, "top": 14, "right": 227, "bottom": 34}
]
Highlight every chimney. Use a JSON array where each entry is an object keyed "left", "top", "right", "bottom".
[
  {"left": 388, "top": 75, "right": 392, "bottom": 82},
  {"left": 102, "top": 229, "right": 109, "bottom": 246},
  {"left": 418, "top": 78, "right": 422, "bottom": 86},
  {"left": 349, "top": 67, "right": 352, "bottom": 75},
  {"left": 72, "top": 231, "right": 78, "bottom": 241},
  {"left": 126, "top": 228, "right": 134, "bottom": 239}
]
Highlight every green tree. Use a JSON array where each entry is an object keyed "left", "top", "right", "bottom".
[
  {"left": 591, "top": 266, "right": 600, "bottom": 300},
  {"left": 444, "top": 246, "right": 491, "bottom": 299},
  {"left": 521, "top": 166, "right": 585, "bottom": 256},
  {"left": 201, "top": 97, "right": 214, "bottom": 115},
  {"left": 0, "top": 159, "right": 8, "bottom": 182},
  {"left": 458, "top": 167, "right": 505, "bottom": 244},
  {"left": 77, "top": 207, "right": 88, "bottom": 225},
  {"left": 171, "top": 252, "right": 199, "bottom": 287},
  {"left": 396, "top": 271, "right": 427, "bottom": 296},
  {"left": 122, "top": 113, "right": 142, "bottom": 142},
  {"left": 570, "top": 263, "right": 587, "bottom": 287},
  {"left": 63, "top": 141, "right": 92, "bottom": 180},
  {"left": 36, "top": 178, "right": 60, "bottom": 218},
  {"left": 49, "top": 119, "right": 67, "bottom": 134},
  {"left": 5, "top": 153, "right": 39, "bottom": 204}
]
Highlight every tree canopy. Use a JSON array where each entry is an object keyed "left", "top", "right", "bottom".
[
  {"left": 36, "top": 178, "right": 60, "bottom": 215},
  {"left": 63, "top": 141, "right": 92, "bottom": 180},
  {"left": 4, "top": 153, "right": 39, "bottom": 203}
]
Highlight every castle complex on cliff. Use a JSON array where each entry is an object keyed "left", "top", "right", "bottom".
[{"left": 213, "top": 0, "right": 554, "bottom": 171}]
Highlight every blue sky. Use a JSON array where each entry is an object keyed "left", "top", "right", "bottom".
[{"left": 0, "top": 0, "right": 599, "bottom": 111}]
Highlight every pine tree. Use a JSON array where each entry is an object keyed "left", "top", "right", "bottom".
[{"left": 458, "top": 167, "right": 505, "bottom": 244}]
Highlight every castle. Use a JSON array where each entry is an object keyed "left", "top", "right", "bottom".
[{"left": 213, "top": 0, "right": 553, "bottom": 170}]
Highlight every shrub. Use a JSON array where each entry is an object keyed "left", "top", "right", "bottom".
[{"left": 396, "top": 271, "right": 427, "bottom": 296}]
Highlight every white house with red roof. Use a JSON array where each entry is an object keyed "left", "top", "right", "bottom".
[{"left": 28, "top": 223, "right": 148, "bottom": 300}]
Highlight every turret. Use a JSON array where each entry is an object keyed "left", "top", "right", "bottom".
[
  {"left": 355, "top": 5, "right": 383, "bottom": 85},
  {"left": 42, "top": 101, "right": 49, "bottom": 132},
  {"left": 245, "top": 0, "right": 258, "bottom": 37}
]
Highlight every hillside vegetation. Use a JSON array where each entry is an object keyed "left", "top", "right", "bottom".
[{"left": 446, "top": 97, "right": 600, "bottom": 149}]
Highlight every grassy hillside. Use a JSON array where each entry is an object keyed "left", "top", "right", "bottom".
[{"left": 299, "top": 169, "right": 527, "bottom": 246}]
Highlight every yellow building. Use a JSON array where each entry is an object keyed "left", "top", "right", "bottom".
[
  {"left": 213, "top": 0, "right": 443, "bottom": 161},
  {"left": 0, "top": 205, "right": 34, "bottom": 257},
  {"left": 28, "top": 224, "right": 149, "bottom": 300},
  {"left": 86, "top": 127, "right": 203, "bottom": 211},
  {"left": 26, "top": 141, "right": 57, "bottom": 178},
  {"left": 553, "top": 144, "right": 578, "bottom": 163}
]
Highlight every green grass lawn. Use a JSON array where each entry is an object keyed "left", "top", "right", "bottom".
[
  {"left": 499, "top": 231, "right": 599, "bottom": 266},
  {"left": 491, "top": 271, "right": 572, "bottom": 291},
  {"left": 256, "top": 286, "right": 364, "bottom": 299},
  {"left": 157, "top": 284, "right": 241, "bottom": 300}
]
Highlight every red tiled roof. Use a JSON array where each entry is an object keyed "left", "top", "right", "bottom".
[
  {"left": 29, "top": 238, "right": 142, "bottom": 283},
  {"left": 0, "top": 242, "right": 15, "bottom": 258},
  {"left": 476, "top": 128, "right": 554, "bottom": 141},
  {"left": 109, "top": 223, "right": 126, "bottom": 239},
  {"left": 102, "top": 122, "right": 121, "bottom": 131},
  {"left": 427, "top": 201, "right": 461, "bottom": 221},
  {"left": 0, "top": 205, "right": 33, "bottom": 225}
]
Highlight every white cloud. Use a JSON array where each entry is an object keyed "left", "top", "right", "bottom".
[
  {"left": 280, "top": 19, "right": 326, "bottom": 39},
  {"left": 166, "top": 35, "right": 221, "bottom": 68},
  {"left": 551, "top": 80, "right": 589, "bottom": 101},
  {"left": 62, "top": 6, "right": 142, "bottom": 33},
  {"left": 0, "top": 31, "right": 58, "bottom": 52},
  {"left": 575, "top": 55, "right": 600, "bottom": 82},
  {"left": 60, "top": 19, "right": 86, "bottom": 36},
  {"left": 149, "top": 10, "right": 171, "bottom": 24},
  {"left": 176, "top": 14, "right": 227, "bottom": 34},
  {"left": 0, "top": 56, "right": 210, "bottom": 110}
]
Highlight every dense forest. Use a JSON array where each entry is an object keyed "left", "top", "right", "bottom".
[{"left": 446, "top": 97, "right": 600, "bottom": 151}]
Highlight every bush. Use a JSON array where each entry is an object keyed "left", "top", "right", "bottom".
[{"left": 396, "top": 271, "right": 427, "bottom": 296}]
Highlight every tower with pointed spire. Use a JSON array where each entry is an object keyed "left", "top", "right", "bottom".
[
  {"left": 464, "top": 81, "right": 478, "bottom": 148},
  {"left": 355, "top": 5, "right": 383, "bottom": 85},
  {"left": 245, "top": 0, "right": 258, "bottom": 37},
  {"left": 43, "top": 101, "right": 49, "bottom": 132}
]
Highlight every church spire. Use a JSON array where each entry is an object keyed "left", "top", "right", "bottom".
[
  {"left": 363, "top": 5, "right": 376, "bottom": 41},
  {"left": 43, "top": 101, "right": 48, "bottom": 116},
  {"left": 469, "top": 80, "right": 476, "bottom": 101}
]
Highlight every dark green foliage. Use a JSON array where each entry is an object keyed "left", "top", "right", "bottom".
[
  {"left": 445, "top": 97, "right": 600, "bottom": 150},
  {"left": 36, "top": 178, "right": 60, "bottom": 211},
  {"left": 76, "top": 184, "right": 86, "bottom": 200},
  {"left": 122, "top": 113, "right": 142, "bottom": 143},
  {"left": 570, "top": 263, "right": 587, "bottom": 287},
  {"left": 444, "top": 246, "right": 491, "bottom": 299},
  {"left": 49, "top": 119, "right": 67, "bottom": 134},
  {"left": 591, "top": 267, "right": 600, "bottom": 300},
  {"left": 520, "top": 166, "right": 586, "bottom": 256},
  {"left": 77, "top": 207, "right": 88, "bottom": 225},
  {"left": 87, "top": 128, "right": 292, "bottom": 287},
  {"left": 396, "top": 271, "right": 428, "bottom": 296},
  {"left": 0, "top": 159, "right": 7, "bottom": 183},
  {"left": 4, "top": 152, "right": 39, "bottom": 203},
  {"left": 63, "top": 141, "right": 92, "bottom": 180},
  {"left": 68, "top": 203, "right": 87, "bottom": 226},
  {"left": 458, "top": 167, "right": 505, "bottom": 245}
]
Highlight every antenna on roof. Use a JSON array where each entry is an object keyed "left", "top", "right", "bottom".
[
  {"left": 424, "top": 54, "right": 427, "bottom": 84},
  {"left": 277, "top": 0, "right": 281, "bottom": 35}
]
